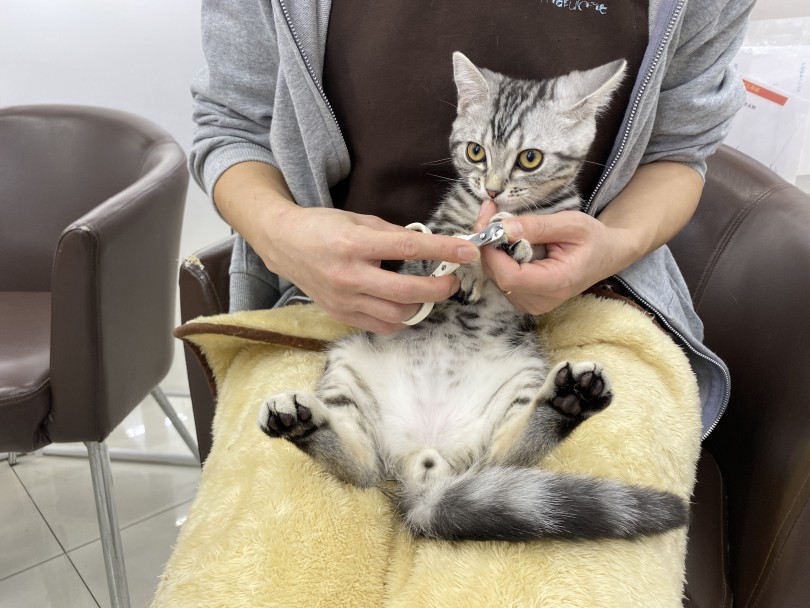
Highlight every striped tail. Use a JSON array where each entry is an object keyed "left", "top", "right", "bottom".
[{"left": 398, "top": 467, "right": 688, "bottom": 542}]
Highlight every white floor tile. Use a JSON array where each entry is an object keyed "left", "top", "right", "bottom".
[
  {"left": 106, "top": 393, "right": 197, "bottom": 455},
  {"left": 0, "top": 464, "right": 63, "bottom": 580},
  {"left": 0, "top": 555, "right": 97, "bottom": 608},
  {"left": 11, "top": 453, "right": 200, "bottom": 552},
  {"left": 70, "top": 501, "right": 192, "bottom": 608},
  {"left": 2, "top": 395, "right": 201, "bottom": 606}
]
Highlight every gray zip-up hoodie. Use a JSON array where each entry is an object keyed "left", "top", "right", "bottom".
[{"left": 190, "top": 0, "right": 755, "bottom": 437}]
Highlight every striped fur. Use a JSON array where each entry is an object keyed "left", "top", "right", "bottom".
[
  {"left": 257, "top": 54, "right": 687, "bottom": 542},
  {"left": 450, "top": 51, "right": 626, "bottom": 216}
]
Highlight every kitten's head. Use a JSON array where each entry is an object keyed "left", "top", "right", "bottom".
[{"left": 450, "top": 52, "right": 626, "bottom": 214}]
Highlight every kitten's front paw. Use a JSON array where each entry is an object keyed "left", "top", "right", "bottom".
[
  {"left": 490, "top": 211, "right": 535, "bottom": 263},
  {"left": 498, "top": 239, "right": 535, "bottom": 263},
  {"left": 545, "top": 362, "right": 613, "bottom": 420},
  {"left": 258, "top": 392, "right": 323, "bottom": 442}
]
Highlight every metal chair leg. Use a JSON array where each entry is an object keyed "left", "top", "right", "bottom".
[
  {"left": 86, "top": 441, "right": 131, "bottom": 608},
  {"left": 150, "top": 387, "right": 200, "bottom": 462},
  {"left": 43, "top": 387, "right": 202, "bottom": 466},
  {"left": 7, "top": 452, "right": 17, "bottom": 466}
]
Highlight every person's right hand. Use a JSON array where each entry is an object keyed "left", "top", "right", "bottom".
[{"left": 254, "top": 204, "right": 480, "bottom": 334}]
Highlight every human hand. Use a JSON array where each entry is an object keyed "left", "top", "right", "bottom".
[
  {"left": 475, "top": 200, "right": 626, "bottom": 315},
  {"left": 256, "top": 205, "right": 480, "bottom": 334}
]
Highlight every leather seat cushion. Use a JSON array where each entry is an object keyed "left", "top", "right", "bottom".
[
  {"left": 0, "top": 292, "right": 52, "bottom": 451},
  {"left": 684, "top": 449, "right": 731, "bottom": 607}
]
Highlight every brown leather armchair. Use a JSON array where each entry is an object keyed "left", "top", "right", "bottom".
[
  {"left": 178, "top": 146, "right": 810, "bottom": 608},
  {"left": 0, "top": 105, "right": 189, "bottom": 608}
]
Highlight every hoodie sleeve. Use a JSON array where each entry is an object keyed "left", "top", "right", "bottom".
[
  {"left": 189, "top": 0, "right": 280, "bottom": 198},
  {"left": 641, "top": 0, "right": 756, "bottom": 178}
]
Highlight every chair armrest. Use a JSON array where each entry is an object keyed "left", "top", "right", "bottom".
[
  {"left": 179, "top": 235, "right": 234, "bottom": 463},
  {"left": 47, "top": 140, "right": 188, "bottom": 442},
  {"left": 670, "top": 147, "right": 810, "bottom": 608},
  {"left": 179, "top": 236, "right": 234, "bottom": 323}
]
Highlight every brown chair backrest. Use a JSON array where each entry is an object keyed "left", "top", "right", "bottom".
[
  {"left": 670, "top": 145, "right": 810, "bottom": 608},
  {"left": 0, "top": 106, "right": 169, "bottom": 291},
  {"left": 0, "top": 105, "right": 189, "bottom": 442}
]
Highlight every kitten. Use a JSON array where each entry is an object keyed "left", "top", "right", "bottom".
[{"left": 257, "top": 53, "right": 687, "bottom": 542}]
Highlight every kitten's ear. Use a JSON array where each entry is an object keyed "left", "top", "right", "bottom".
[
  {"left": 453, "top": 52, "right": 490, "bottom": 113},
  {"left": 558, "top": 59, "right": 627, "bottom": 116}
]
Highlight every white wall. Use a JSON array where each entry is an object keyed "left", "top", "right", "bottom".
[
  {"left": 752, "top": 0, "right": 810, "bottom": 20},
  {"left": 0, "top": 0, "right": 230, "bottom": 394}
]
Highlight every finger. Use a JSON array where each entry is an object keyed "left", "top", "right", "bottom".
[
  {"left": 337, "top": 309, "right": 405, "bottom": 335},
  {"left": 363, "top": 269, "right": 461, "bottom": 305},
  {"left": 480, "top": 245, "right": 564, "bottom": 296},
  {"left": 351, "top": 213, "right": 418, "bottom": 234},
  {"left": 503, "top": 292, "right": 558, "bottom": 317},
  {"left": 477, "top": 251, "right": 564, "bottom": 317},
  {"left": 351, "top": 293, "right": 423, "bottom": 329},
  {"left": 474, "top": 199, "right": 497, "bottom": 231},
  {"left": 318, "top": 288, "right": 414, "bottom": 334},
  {"left": 479, "top": 245, "right": 523, "bottom": 289},
  {"left": 363, "top": 229, "right": 480, "bottom": 264},
  {"left": 500, "top": 210, "right": 588, "bottom": 244}
]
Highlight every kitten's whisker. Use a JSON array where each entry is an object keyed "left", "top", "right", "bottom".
[
  {"left": 421, "top": 158, "right": 453, "bottom": 166},
  {"left": 559, "top": 154, "right": 608, "bottom": 169},
  {"left": 559, "top": 183, "right": 586, "bottom": 206},
  {"left": 575, "top": 158, "right": 608, "bottom": 168},
  {"left": 515, "top": 193, "right": 536, "bottom": 214},
  {"left": 426, "top": 173, "right": 463, "bottom": 183}
]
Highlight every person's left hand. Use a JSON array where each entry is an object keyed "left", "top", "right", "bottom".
[{"left": 475, "top": 200, "right": 625, "bottom": 315}]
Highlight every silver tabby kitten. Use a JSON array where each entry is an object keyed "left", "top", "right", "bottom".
[{"left": 257, "top": 53, "right": 687, "bottom": 542}]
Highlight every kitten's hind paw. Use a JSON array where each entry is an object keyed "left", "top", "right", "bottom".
[
  {"left": 546, "top": 362, "right": 613, "bottom": 420},
  {"left": 258, "top": 392, "right": 323, "bottom": 442}
]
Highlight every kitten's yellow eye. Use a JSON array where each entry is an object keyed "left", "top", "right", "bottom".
[
  {"left": 466, "top": 142, "right": 486, "bottom": 163},
  {"left": 517, "top": 149, "right": 543, "bottom": 171}
]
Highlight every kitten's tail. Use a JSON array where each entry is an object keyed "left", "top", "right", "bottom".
[{"left": 397, "top": 466, "right": 688, "bottom": 542}]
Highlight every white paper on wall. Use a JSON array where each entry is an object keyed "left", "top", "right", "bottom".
[
  {"left": 733, "top": 17, "right": 810, "bottom": 178},
  {"left": 724, "top": 76, "right": 810, "bottom": 182}
]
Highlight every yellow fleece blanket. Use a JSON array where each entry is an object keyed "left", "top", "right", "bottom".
[{"left": 152, "top": 295, "right": 700, "bottom": 608}]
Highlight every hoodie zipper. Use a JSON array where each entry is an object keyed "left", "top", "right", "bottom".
[
  {"left": 588, "top": 2, "right": 731, "bottom": 436},
  {"left": 585, "top": 0, "right": 685, "bottom": 214},
  {"left": 611, "top": 275, "right": 731, "bottom": 441},
  {"left": 276, "top": 0, "right": 346, "bottom": 142}
]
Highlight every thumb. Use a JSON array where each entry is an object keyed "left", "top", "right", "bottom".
[{"left": 501, "top": 210, "right": 587, "bottom": 244}]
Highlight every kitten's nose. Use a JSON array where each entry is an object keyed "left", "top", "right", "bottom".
[{"left": 486, "top": 188, "right": 503, "bottom": 199}]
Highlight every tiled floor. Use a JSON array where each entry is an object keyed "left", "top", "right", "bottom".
[{"left": 0, "top": 392, "right": 200, "bottom": 608}]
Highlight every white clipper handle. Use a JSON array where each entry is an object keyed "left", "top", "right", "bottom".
[
  {"left": 402, "top": 223, "right": 462, "bottom": 326},
  {"left": 402, "top": 302, "right": 434, "bottom": 326}
]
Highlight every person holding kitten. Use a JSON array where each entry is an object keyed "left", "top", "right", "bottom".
[{"left": 190, "top": 0, "right": 754, "bottom": 436}]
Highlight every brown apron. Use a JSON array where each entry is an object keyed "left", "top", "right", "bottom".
[{"left": 323, "top": 0, "right": 648, "bottom": 227}]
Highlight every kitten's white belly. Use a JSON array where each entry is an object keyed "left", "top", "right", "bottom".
[{"left": 347, "top": 338, "right": 532, "bottom": 470}]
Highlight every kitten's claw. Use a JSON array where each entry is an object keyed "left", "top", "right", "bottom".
[{"left": 547, "top": 362, "right": 613, "bottom": 419}]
